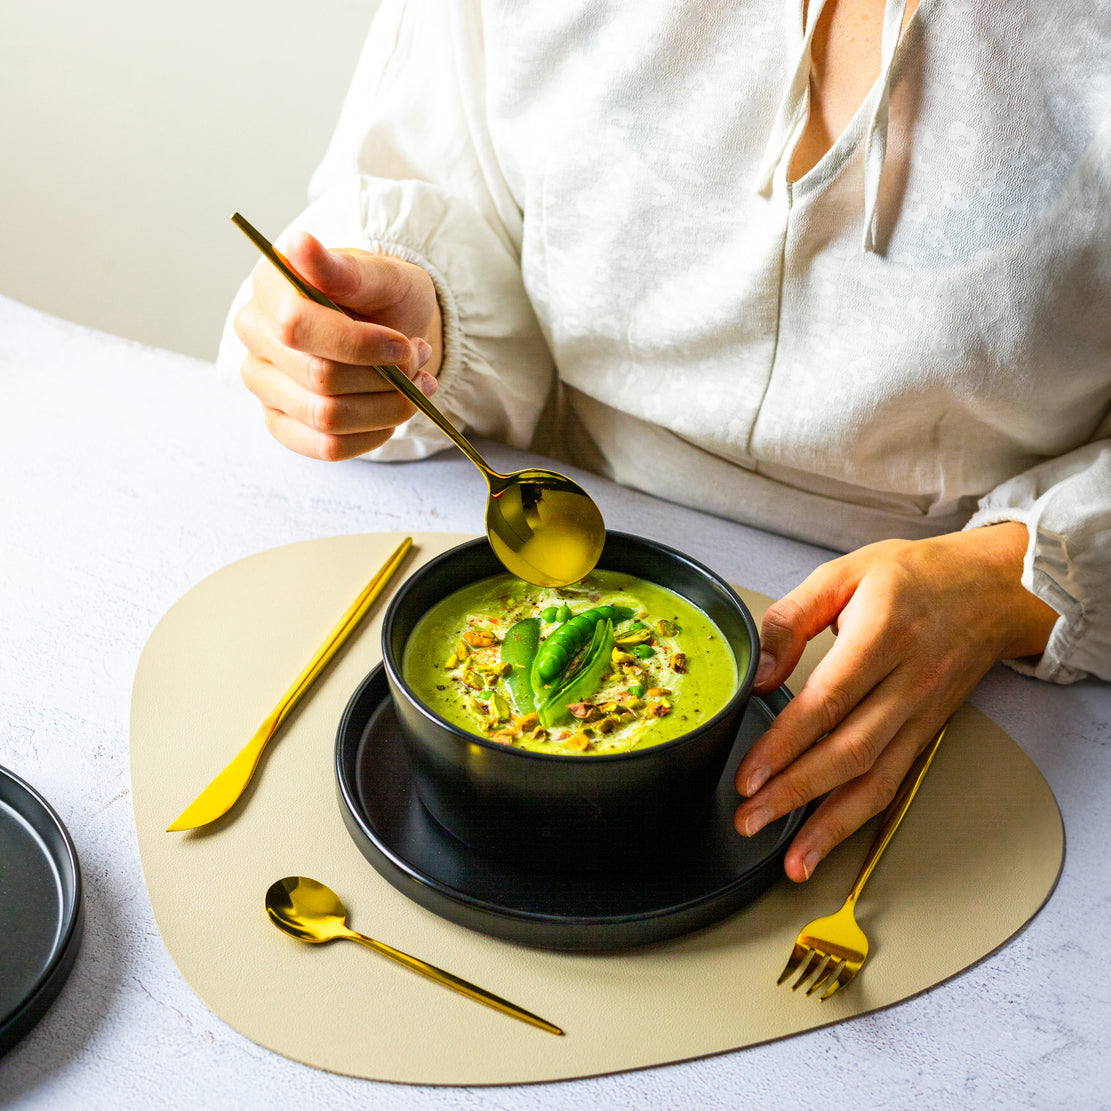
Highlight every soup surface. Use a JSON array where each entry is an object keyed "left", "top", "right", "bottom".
[{"left": 402, "top": 570, "right": 740, "bottom": 755}]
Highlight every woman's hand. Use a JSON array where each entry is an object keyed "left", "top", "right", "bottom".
[
  {"left": 734, "top": 522, "right": 1057, "bottom": 881},
  {"left": 234, "top": 231, "right": 443, "bottom": 460}
]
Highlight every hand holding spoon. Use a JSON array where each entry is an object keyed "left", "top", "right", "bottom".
[
  {"left": 265, "top": 876, "right": 562, "bottom": 1035},
  {"left": 232, "top": 213, "right": 605, "bottom": 587}
]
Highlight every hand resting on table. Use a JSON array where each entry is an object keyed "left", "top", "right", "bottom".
[{"left": 734, "top": 521, "right": 1058, "bottom": 881}]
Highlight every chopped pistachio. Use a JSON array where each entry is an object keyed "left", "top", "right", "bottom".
[
  {"left": 463, "top": 630, "right": 497, "bottom": 648},
  {"left": 489, "top": 691, "right": 509, "bottom": 721}
]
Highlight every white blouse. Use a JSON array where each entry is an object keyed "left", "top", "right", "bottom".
[{"left": 219, "top": 0, "right": 1111, "bottom": 683}]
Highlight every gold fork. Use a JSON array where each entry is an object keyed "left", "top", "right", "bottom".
[{"left": 777, "top": 721, "right": 949, "bottom": 1001}]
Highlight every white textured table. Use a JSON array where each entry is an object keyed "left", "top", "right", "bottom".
[{"left": 2, "top": 294, "right": 1109, "bottom": 1110}]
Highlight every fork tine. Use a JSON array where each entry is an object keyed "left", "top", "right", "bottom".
[
  {"left": 818, "top": 962, "right": 856, "bottom": 1002},
  {"left": 789, "top": 948, "right": 826, "bottom": 992},
  {"left": 807, "top": 957, "right": 845, "bottom": 997},
  {"left": 776, "top": 943, "right": 809, "bottom": 986},
  {"left": 801, "top": 953, "right": 835, "bottom": 995}
]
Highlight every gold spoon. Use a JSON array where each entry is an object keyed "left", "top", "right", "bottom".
[
  {"left": 264, "top": 877, "right": 563, "bottom": 1035},
  {"left": 232, "top": 213, "right": 605, "bottom": 587}
]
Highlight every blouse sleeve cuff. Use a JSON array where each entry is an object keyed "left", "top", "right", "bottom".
[{"left": 963, "top": 506, "right": 1089, "bottom": 684}]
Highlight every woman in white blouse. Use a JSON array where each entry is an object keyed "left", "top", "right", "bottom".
[{"left": 221, "top": 0, "right": 1110, "bottom": 880}]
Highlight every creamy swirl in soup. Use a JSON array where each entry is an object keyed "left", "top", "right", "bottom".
[{"left": 402, "top": 570, "right": 740, "bottom": 755}]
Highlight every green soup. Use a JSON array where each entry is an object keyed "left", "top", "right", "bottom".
[{"left": 402, "top": 570, "right": 741, "bottom": 756}]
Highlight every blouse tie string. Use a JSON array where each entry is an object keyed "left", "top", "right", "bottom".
[
  {"left": 753, "top": 0, "right": 910, "bottom": 253},
  {"left": 752, "top": 0, "right": 831, "bottom": 199}
]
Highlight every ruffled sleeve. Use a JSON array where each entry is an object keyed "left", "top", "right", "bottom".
[
  {"left": 216, "top": 0, "right": 553, "bottom": 460},
  {"left": 965, "top": 438, "right": 1111, "bottom": 683}
]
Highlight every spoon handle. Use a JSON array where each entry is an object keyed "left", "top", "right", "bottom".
[
  {"left": 370, "top": 361, "right": 495, "bottom": 478},
  {"left": 230, "top": 212, "right": 497, "bottom": 482},
  {"left": 345, "top": 930, "right": 563, "bottom": 1035}
]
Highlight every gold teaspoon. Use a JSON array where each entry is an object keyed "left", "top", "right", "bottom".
[
  {"left": 265, "top": 877, "right": 563, "bottom": 1035},
  {"left": 231, "top": 213, "right": 605, "bottom": 587}
]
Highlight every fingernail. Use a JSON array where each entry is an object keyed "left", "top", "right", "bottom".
[
  {"left": 755, "top": 651, "right": 775, "bottom": 687},
  {"left": 742, "top": 807, "right": 773, "bottom": 836},
  {"left": 802, "top": 850, "right": 822, "bottom": 879},
  {"left": 416, "top": 371, "right": 438, "bottom": 398},
  {"left": 387, "top": 342, "right": 410, "bottom": 363},
  {"left": 412, "top": 337, "right": 432, "bottom": 370},
  {"left": 745, "top": 766, "right": 770, "bottom": 796}
]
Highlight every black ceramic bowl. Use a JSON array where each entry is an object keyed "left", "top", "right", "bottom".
[{"left": 380, "top": 533, "right": 759, "bottom": 872}]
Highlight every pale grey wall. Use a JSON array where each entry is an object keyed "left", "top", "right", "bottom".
[{"left": 0, "top": 0, "right": 380, "bottom": 360}]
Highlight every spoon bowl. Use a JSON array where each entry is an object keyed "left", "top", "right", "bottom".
[
  {"left": 264, "top": 876, "right": 562, "bottom": 1034},
  {"left": 265, "top": 875, "right": 349, "bottom": 943},
  {"left": 485, "top": 468, "right": 604, "bottom": 587},
  {"left": 232, "top": 213, "right": 604, "bottom": 586}
]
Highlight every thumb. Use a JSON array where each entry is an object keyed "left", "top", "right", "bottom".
[
  {"left": 282, "top": 231, "right": 378, "bottom": 314},
  {"left": 756, "top": 560, "right": 858, "bottom": 691}
]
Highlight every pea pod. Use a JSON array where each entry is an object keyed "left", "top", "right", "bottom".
[
  {"left": 530, "top": 604, "right": 635, "bottom": 693},
  {"left": 537, "top": 618, "right": 615, "bottom": 727},
  {"left": 500, "top": 618, "right": 540, "bottom": 715}
]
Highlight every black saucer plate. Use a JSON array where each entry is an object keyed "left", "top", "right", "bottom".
[
  {"left": 336, "top": 665, "right": 807, "bottom": 951},
  {"left": 0, "top": 766, "right": 84, "bottom": 1055}
]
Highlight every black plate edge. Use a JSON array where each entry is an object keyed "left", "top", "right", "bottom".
[
  {"left": 0, "top": 766, "right": 85, "bottom": 1056},
  {"left": 336, "top": 665, "right": 812, "bottom": 950}
]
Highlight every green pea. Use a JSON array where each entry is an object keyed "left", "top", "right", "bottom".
[
  {"left": 556, "top": 603, "right": 572, "bottom": 623},
  {"left": 541, "top": 606, "right": 558, "bottom": 622},
  {"left": 538, "top": 657, "right": 562, "bottom": 681},
  {"left": 632, "top": 644, "right": 655, "bottom": 658}
]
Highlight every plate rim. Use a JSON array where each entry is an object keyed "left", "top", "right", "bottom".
[
  {"left": 336, "top": 664, "right": 807, "bottom": 944},
  {"left": 0, "top": 765, "right": 84, "bottom": 1055}
]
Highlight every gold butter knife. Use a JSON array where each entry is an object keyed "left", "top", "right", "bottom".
[{"left": 167, "top": 537, "right": 413, "bottom": 832}]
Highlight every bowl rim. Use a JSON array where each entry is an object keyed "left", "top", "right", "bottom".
[{"left": 381, "top": 532, "right": 759, "bottom": 764}]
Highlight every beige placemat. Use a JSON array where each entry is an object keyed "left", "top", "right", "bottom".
[{"left": 130, "top": 532, "right": 1064, "bottom": 1085}]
